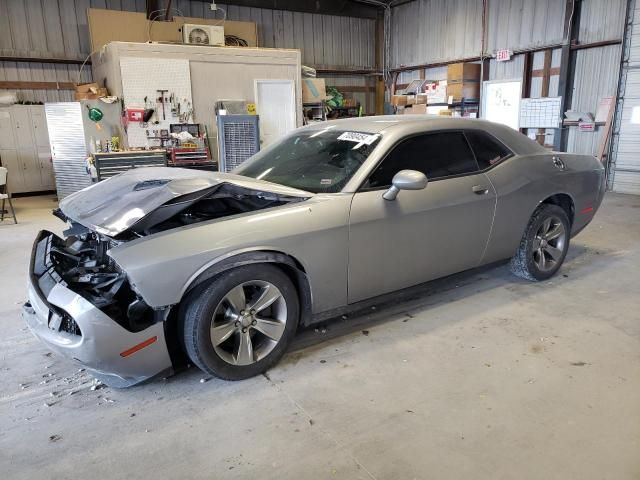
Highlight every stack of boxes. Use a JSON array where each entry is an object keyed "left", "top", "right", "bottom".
[
  {"left": 390, "top": 62, "right": 482, "bottom": 116},
  {"left": 446, "top": 63, "right": 481, "bottom": 102},
  {"left": 391, "top": 93, "right": 429, "bottom": 114}
]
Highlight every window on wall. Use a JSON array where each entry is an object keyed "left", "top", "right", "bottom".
[
  {"left": 365, "top": 131, "right": 479, "bottom": 189},
  {"left": 464, "top": 130, "right": 512, "bottom": 169}
]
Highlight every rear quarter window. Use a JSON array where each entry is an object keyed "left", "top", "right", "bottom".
[{"left": 465, "top": 130, "right": 512, "bottom": 169}]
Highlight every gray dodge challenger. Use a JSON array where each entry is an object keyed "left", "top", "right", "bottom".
[{"left": 23, "top": 116, "right": 605, "bottom": 387}]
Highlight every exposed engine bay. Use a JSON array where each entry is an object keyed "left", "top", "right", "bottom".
[
  {"left": 48, "top": 183, "right": 307, "bottom": 332},
  {"left": 124, "top": 183, "right": 303, "bottom": 238},
  {"left": 45, "top": 228, "right": 157, "bottom": 332}
]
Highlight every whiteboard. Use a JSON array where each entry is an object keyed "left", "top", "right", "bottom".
[
  {"left": 520, "top": 97, "right": 562, "bottom": 128},
  {"left": 481, "top": 79, "right": 521, "bottom": 130}
]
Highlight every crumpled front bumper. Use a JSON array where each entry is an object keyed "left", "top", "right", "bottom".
[{"left": 23, "top": 231, "right": 173, "bottom": 388}]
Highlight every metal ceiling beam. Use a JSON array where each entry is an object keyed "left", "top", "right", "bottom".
[{"left": 190, "top": 1, "right": 381, "bottom": 19}]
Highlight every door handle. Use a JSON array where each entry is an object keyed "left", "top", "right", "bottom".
[{"left": 472, "top": 185, "right": 489, "bottom": 195}]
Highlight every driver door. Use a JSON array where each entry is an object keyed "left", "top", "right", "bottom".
[{"left": 348, "top": 131, "right": 496, "bottom": 303}]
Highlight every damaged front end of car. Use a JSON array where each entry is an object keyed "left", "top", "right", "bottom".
[
  {"left": 24, "top": 227, "right": 175, "bottom": 388},
  {"left": 23, "top": 168, "right": 311, "bottom": 387}
]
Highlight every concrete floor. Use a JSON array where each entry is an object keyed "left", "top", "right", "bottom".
[{"left": 0, "top": 193, "right": 639, "bottom": 480}]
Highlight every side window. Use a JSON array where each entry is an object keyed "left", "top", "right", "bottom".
[
  {"left": 366, "top": 132, "right": 479, "bottom": 189},
  {"left": 465, "top": 130, "right": 512, "bottom": 169}
]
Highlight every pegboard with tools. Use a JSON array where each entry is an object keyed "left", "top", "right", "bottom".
[{"left": 119, "top": 57, "right": 194, "bottom": 148}]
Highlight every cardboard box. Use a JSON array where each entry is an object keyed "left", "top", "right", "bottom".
[
  {"left": 438, "top": 109, "right": 453, "bottom": 116},
  {"left": 447, "top": 63, "right": 481, "bottom": 83},
  {"left": 302, "top": 78, "right": 330, "bottom": 103},
  {"left": 415, "top": 93, "right": 428, "bottom": 104},
  {"left": 75, "top": 91, "right": 97, "bottom": 100},
  {"left": 406, "top": 95, "right": 416, "bottom": 105},
  {"left": 446, "top": 81, "right": 480, "bottom": 101},
  {"left": 409, "top": 104, "right": 427, "bottom": 114},
  {"left": 75, "top": 82, "right": 99, "bottom": 93},
  {"left": 75, "top": 85, "right": 108, "bottom": 100},
  {"left": 424, "top": 80, "right": 447, "bottom": 104},
  {"left": 87, "top": 8, "right": 258, "bottom": 51},
  {"left": 391, "top": 95, "right": 408, "bottom": 106},
  {"left": 427, "top": 105, "right": 449, "bottom": 115}
]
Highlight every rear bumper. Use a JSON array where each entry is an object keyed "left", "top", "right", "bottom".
[{"left": 23, "top": 231, "right": 173, "bottom": 388}]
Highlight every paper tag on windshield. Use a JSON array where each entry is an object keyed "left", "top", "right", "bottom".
[{"left": 337, "top": 132, "right": 379, "bottom": 145}]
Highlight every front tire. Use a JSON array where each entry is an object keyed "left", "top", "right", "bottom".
[
  {"left": 181, "top": 264, "right": 299, "bottom": 380},
  {"left": 510, "top": 203, "right": 570, "bottom": 281}
]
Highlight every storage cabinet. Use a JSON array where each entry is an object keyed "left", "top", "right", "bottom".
[{"left": 0, "top": 105, "right": 55, "bottom": 193}]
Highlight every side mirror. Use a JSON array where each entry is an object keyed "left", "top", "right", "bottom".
[{"left": 382, "top": 169, "right": 428, "bottom": 201}]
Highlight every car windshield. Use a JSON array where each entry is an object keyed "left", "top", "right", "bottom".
[{"left": 233, "top": 128, "right": 381, "bottom": 193}]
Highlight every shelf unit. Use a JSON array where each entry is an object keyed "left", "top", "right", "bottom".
[
  {"left": 428, "top": 99, "right": 479, "bottom": 117},
  {"left": 303, "top": 101, "right": 327, "bottom": 123},
  {"left": 327, "top": 104, "right": 361, "bottom": 119},
  {"left": 0, "top": 105, "right": 55, "bottom": 194}
]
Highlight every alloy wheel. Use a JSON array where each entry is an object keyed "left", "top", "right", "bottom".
[
  {"left": 210, "top": 280, "right": 287, "bottom": 366},
  {"left": 531, "top": 216, "right": 567, "bottom": 272}
]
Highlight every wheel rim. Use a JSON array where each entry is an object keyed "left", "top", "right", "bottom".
[
  {"left": 210, "top": 280, "right": 287, "bottom": 366},
  {"left": 531, "top": 215, "right": 567, "bottom": 272}
]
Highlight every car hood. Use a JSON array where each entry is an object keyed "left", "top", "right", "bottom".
[{"left": 59, "top": 167, "right": 312, "bottom": 237}]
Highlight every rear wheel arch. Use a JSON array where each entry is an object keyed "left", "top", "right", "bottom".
[
  {"left": 181, "top": 250, "right": 313, "bottom": 326},
  {"left": 541, "top": 193, "right": 575, "bottom": 226}
]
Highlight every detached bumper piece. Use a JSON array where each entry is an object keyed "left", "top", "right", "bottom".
[{"left": 23, "top": 231, "right": 173, "bottom": 387}]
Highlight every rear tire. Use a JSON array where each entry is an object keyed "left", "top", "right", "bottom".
[
  {"left": 510, "top": 203, "right": 570, "bottom": 281},
  {"left": 181, "top": 264, "right": 299, "bottom": 380}
]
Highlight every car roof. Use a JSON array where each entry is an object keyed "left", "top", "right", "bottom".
[
  {"left": 302, "top": 115, "right": 546, "bottom": 156},
  {"left": 302, "top": 115, "right": 495, "bottom": 134}
]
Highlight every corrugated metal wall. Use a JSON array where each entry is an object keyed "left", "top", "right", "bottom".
[
  {"left": 390, "top": 0, "right": 565, "bottom": 69},
  {"left": 0, "top": 0, "right": 146, "bottom": 103},
  {"left": 0, "top": 0, "right": 146, "bottom": 60},
  {"left": 578, "top": 0, "right": 627, "bottom": 43},
  {"left": 565, "top": 0, "right": 626, "bottom": 155},
  {"left": 391, "top": 0, "right": 627, "bottom": 158},
  {"left": 166, "top": 1, "right": 376, "bottom": 68},
  {"left": 0, "top": 0, "right": 375, "bottom": 104},
  {"left": 391, "top": 0, "right": 483, "bottom": 68},
  {"left": 610, "top": 0, "right": 640, "bottom": 194},
  {"left": 485, "top": 0, "right": 565, "bottom": 53},
  {"left": 566, "top": 44, "right": 623, "bottom": 154}
]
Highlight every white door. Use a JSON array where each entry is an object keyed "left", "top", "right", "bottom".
[
  {"left": 11, "top": 106, "right": 34, "bottom": 149},
  {"left": 0, "top": 109, "right": 16, "bottom": 149},
  {"left": 0, "top": 150, "right": 24, "bottom": 193},
  {"left": 37, "top": 148, "right": 55, "bottom": 189},
  {"left": 30, "top": 106, "right": 50, "bottom": 148},
  {"left": 254, "top": 80, "right": 296, "bottom": 148},
  {"left": 18, "top": 149, "right": 42, "bottom": 192}
]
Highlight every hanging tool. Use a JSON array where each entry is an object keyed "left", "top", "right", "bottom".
[{"left": 157, "top": 89, "right": 168, "bottom": 120}]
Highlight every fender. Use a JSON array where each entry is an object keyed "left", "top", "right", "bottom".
[{"left": 181, "top": 249, "right": 314, "bottom": 326}]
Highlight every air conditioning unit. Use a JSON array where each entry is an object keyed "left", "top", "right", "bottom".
[
  {"left": 217, "top": 115, "right": 260, "bottom": 172},
  {"left": 182, "top": 24, "right": 225, "bottom": 46}
]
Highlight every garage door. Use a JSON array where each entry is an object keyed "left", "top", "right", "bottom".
[{"left": 612, "top": 2, "right": 640, "bottom": 194}]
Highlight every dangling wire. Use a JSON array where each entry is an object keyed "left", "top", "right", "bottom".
[
  {"left": 147, "top": 7, "right": 185, "bottom": 43},
  {"left": 349, "top": 0, "right": 392, "bottom": 84}
]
